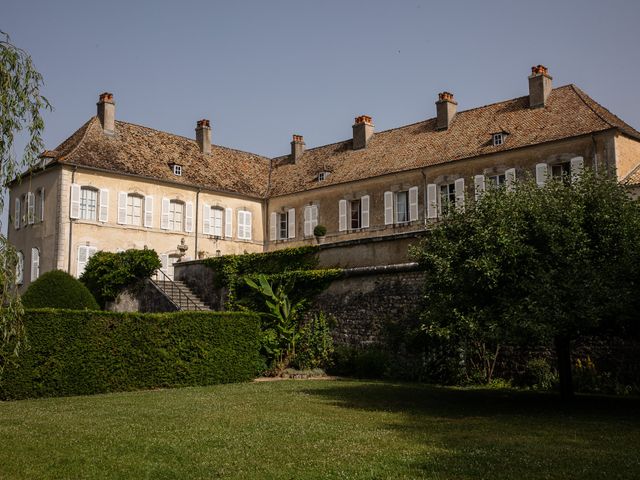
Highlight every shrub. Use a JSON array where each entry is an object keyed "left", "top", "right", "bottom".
[
  {"left": 292, "top": 312, "right": 335, "bottom": 370},
  {"left": 22, "top": 270, "right": 99, "bottom": 310},
  {"left": 0, "top": 309, "right": 262, "bottom": 400},
  {"left": 329, "top": 346, "right": 390, "bottom": 379},
  {"left": 313, "top": 225, "right": 327, "bottom": 237},
  {"left": 520, "top": 357, "right": 557, "bottom": 390},
  {"left": 80, "top": 249, "right": 161, "bottom": 307}
]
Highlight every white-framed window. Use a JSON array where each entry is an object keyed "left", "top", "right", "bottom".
[
  {"left": 77, "top": 245, "right": 98, "bottom": 278},
  {"left": 278, "top": 212, "right": 288, "bottom": 239},
  {"left": 551, "top": 162, "right": 571, "bottom": 181},
  {"left": 16, "top": 251, "right": 24, "bottom": 285},
  {"left": 492, "top": 132, "right": 505, "bottom": 146},
  {"left": 30, "top": 247, "right": 40, "bottom": 281},
  {"left": 350, "top": 199, "right": 362, "bottom": 229},
  {"left": 173, "top": 164, "right": 182, "bottom": 176},
  {"left": 427, "top": 180, "right": 464, "bottom": 219},
  {"left": 488, "top": 174, "right": 506, "bottom": 187},
  {"left": 168, "top": 200, "right": 184, "bottom": 231},
  {"left": 269, "top": 209, "right": 295, "bottom": 241},
  {"left": 318, "top": 171, "right": 330, "bottom": 181},
  {"left": 126, "top": 194, "right": 143, "bottom": 226},
  {"left": 303, "top": 204, "right": 319, "bottom": 236},
  {"left": 339, "top": 196, "right": 369, "bottom": 232},
  {"left": 395, "top": 191, "right": 409, "bottom": 223},
  {"left": 384, "top": 188, "right": 418, "bottom": 225},
  {"left": 440, "top": 183, "right": 456, "bottom": 216},
  {"left": 27, "top": 191, "right": 35, "bottom": 225},
  {"left": 212, "top": 207, "right": 224, "bottom": 237},
  {"left": 237, "top": 210, "right": 252, "bottom": 240},
  {"left": 80, "top": 187, "right": 98, "bottom": 220}
]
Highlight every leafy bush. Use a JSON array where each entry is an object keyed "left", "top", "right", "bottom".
[
  {"left": 22, "top": 270, "right": 99, "bottom": 310},
  {"left": 80, "top": 249, "right": 161, "bottom": 307},
  {"left": 313, "top": 225, "right": 327, "bottom": 237},
  {"left": 329, "top": 346, "right": 390, "bottom": 379},
  {"left": 520, "top": 357, "right": 557, "bottom": 390},
  {"left": 0, "top": 309, "right": 262, "bottom": 400},
  {"left": 292, "top": 312, "right": 335, "bottom": 370}
]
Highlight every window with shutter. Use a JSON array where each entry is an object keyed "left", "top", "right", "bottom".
[
  {"left": 408, "top": 187, "right": 419, "bottom": 222},
  {"left": 70, "top": 184, "right": 81, "bottom": 220},
  {"left": 287, "top": 208, "right": 296, "bottom": 239},
  {"left": 384, "top": 191, "right": 393, "bottom": 225},
  {"left": 144, "top": 195, "right": 153, "bottom": 227},
  {"left": 36, "top": 188, "right": 45, "bottom": 223},
  {"left": 361, "top": 196, "right": 370, "bottom": 228},
  {"left": 30, "top": 247, "right": 40, "bottom": 281},
  {"left": 303, "top": 205, "right": 317, "bottom": 237},
  {"left": 350, "top": 199, "right": 361, "bottom": 229},
  {"left": 440, "top": 183, "right": 456, "bottom": 216},
  {"left": 427, "top": 184, "right": 438, "bottom": 219},
  {"left": 27, "top": 192, "right": 35, "bottom": 224},
  {"left": 15, "top": 197, "right": 21, "bottom": 229},
  {"left": 395, "top": 191, "right": 409, "bottom": 223},
  {"left": 16, "top": 251, "right": 24, "bottom": 285},
  {"left": 202, "top": 204, "right": 211, "bottom": 235},
  {"left": 338, "top": 200, "right": 347, "bottom": 232},
  {"left": 185, "top": 202, "right": 194, "bottom": 232},
  {"left": 270, "top": 212, "right": 277, "bottom": 241},
  {"left": 160, "top": 197, "right": 170, "bottom": 229},
  {"left": 79, "top": 187, "right": 98, "bottom": 220},
  {"left": 212, "top": 207, "right": 224, "bottom": 237},
  {"left": 505, "top": 168, "right": 516, "bottom": 191},
  {"left": 237, "top": 210, "right": 252, "bottom": 240},
  {"left": 225, "top": 207, "right": 233, "bottom": 238},
  {"left": 118, "top": 192, "right": 128, "bottom": 224},
  {"left": 536, "top": 163, "right": 548, "bottom": 186},
  {"left": 454, "top": 178, "right": 465, "bottom": 211},
  {"left": 99, "top": 189, "right": 109, "bottom": 223},
  {"left": 474, "top": 175, "right": 486, "bottom": 201}
]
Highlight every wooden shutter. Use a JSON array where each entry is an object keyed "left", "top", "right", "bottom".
[
  {"left": 408, "top": 187, "right": 418, "bottom": 222},
  {"left": 244, "top": 211, "right": 252, "bottom": 240},
  {"left": 536, "top": 163, "right": 548, "bottom": 186},
  {"left": 384, "top": 191, "right": 393, "bottom": 225},
  {"left": 202, "top": 204, "right": 211, "bottom": 234},
  {"left": 160, "top": 197, "right": 170, "bottom": 229},
  {"left": 338, "top": 200, "right": 347, "bottom": 232},
  {"left": 287, "top": 208, "right": 295, "bottom": 239},
  {"left": 303, "top": 206, "right": 311, "bottom": 237},
  {"left": 505, "top": 168, "right": 516, "bottom": 191},
  {"left": 70, "top": 184, "right": 81, "bottom": 219},
  {"left": 30, "top": 247, "right": 39, "bottom": 281},
  {"left": 427, "top": 184, "right": 438, "bottom": 219},
  {"left": 185, "top": 201, "right": 194, "bottom": 232},
  {"left": 361, "top": 195, "right": 370, "bottom": 228},
  {"left": 474, "top": 175, "right": 485, "bottom": 201},
  {"left": 118, "top": 192, "right": 128, "bottom": 224},
  {"left": 27, "top": 192, "right": 35, "bottom": 224},
  {"left": 225, "top": 207, "right": 233, "bottom": 237},
  {"left": 15, "top": 197, "right": 21, "bottom": 229},
  {"left": 141, "top": 195, "right": 152, "bottom": 227},
  {"left": 77, "top": 246, "right": 87, "bottom": 278},
  {"left": 455, "top": 178, "right": 465, "bottom": 210},
  {"left": 570, "top": 156, "right": 584, "bottom": 182},
  {"left": 99, "top": 189, "right": 109, "bottom": 223},
  {"left": 270, "top": 212, "right": 277, "bottom": 241}
]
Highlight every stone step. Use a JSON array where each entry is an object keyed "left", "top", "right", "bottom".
[{"left": 151, "top": 278, "right": 211, "bottom": 311}]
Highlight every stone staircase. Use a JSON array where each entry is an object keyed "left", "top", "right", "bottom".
[{"left": 150, "top": 277, "right": 211, "bottom": 311}]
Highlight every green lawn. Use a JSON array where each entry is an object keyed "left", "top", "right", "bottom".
[{"left": 1, "top": 380, "right": 638, "bottom": 479}]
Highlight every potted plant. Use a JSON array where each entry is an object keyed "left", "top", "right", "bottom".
[{"left": 313, "top": 224, "right": 327, "bottom": 244}]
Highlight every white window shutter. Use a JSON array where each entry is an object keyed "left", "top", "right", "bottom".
[
  {"left": 474, "top": 175, "right": 485, "bottom": 201},
  {"left": 242, "top": 211, "right": 252, "bottom": 240},
  {"left": 536, "top": 163, "right": 548, "bottom": 186},
  {"left": 118, "top": 192, "right": 128, "bottom": 225},
  {"left": 427, "top": 184, "right": 438, "bottom": 219},
  {"left": 141, "top": 195, "right": 152, "bottom": 227},
  {"left": 160, "top": 197, "right": 170, "bottom": 229},
  {"left": 570, "top": 156, "right": 584, "bottom": 182},
  {"left": 270, "top": 212, "right": 277, "bottom": 241},
  {"left": 311, "top": 205, "right": 318, "bottom": 229},
  {"left": 338, "top": 199, "right": 347, "bottom": 232},
  {"left": 30, "top": 247, "right": 39, "bottom": 281},
  {"left": 361, "top": 195, "right": 370, "bottom": 228},
  {"left": 27, "top": 192, "right": 35, "bottom": 224},
  {"left": 202, "top": 204, "right": 211, "bottom": 234},
  {"left": 225, "top": 207, "right": 233, "bottom": 238},
  {"left": 160, "top": 254, "right": 169, "bottom": 272},
  {"left": 16, "top": 252, "right": 24, "bottom": 284},
  {"left": 77, "top": 246, "right": 87, "bottom": 278},
  {"left": 99, "top": 189, "right": 109, "bottom": 223},
  {"left": 505, "top": 168, "right": 517, "bottom": 191},
  {"left": 15, "top": 197, "right": 21, "bottom": 229},
  {"left": 454, "top": 178, "right": 465, "bottom": 211},
  {"left": 185, "top": 201, "right": 194, "bottom": 232},
  {"left": 408, "top": 187, "right": 419, "bottom": 222},
  {"left": 384, "top": 191, "right": 394, "bottom": 225},
  {"left": 303, "top": 206, "right": 311, "bottom": 237},
  {"left": 70, "top": 184, "right": 81, "bottom": 219},
  {"left": 287, "top": 208, "right": 296, "bottom": 239}
]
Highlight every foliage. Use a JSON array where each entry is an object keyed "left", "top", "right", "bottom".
[
  {"left": 21, "top": 270, "right": 99, "bottom": 310},
  {"left": 410, "top": 172, "right": 640, "bottom": 397},
  {"left": 520, "top": 358, "right": 557, "bottom": 390},
  {"left": 0, "top": 309, "right": 262, "bottom": 400},
  {"left": 292, "top": 311, "right": 335, "bottom": 370},
  {"left": 0, "top": 237, "right": 24, "bottom": 380},
  {"left": 329, "top": 346, "right": 390, "bottom": 379},
  {"left": 80, "top": 248, "right": 161, "bottom": 307},
  {"left": 313, "top": 224, "right": 327, "bottom": 237},
  {"left": 245, "top": 274, "right": 306, "bottom": 371}
]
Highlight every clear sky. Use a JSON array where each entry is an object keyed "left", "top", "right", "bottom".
[{"left": 3, "top": 0, "right": 640, "bottom": 165}]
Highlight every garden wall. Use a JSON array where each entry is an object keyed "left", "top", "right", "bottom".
[{"left": 1, "top": 309, "right": 262, "bottom": 400}]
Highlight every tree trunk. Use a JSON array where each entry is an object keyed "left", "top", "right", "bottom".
[{"left": 555, "top": 335, "right": 574, "bottom": 400}]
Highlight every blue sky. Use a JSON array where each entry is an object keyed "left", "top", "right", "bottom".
[{"left": 4, "top": 0, "right": 640, "bottom": 159}]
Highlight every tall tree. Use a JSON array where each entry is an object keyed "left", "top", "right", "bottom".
[
  {"left": 0, "top": 30, "right": 51, "bottom": 377},
  {"left": 411, "top": 172, "right": 640, "bottom": 399}
]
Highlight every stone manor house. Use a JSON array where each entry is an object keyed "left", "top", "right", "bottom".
[{"left": 9, "top": 66, "right": 640, "bottom": 290}]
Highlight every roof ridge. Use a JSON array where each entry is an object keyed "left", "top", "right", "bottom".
[{"left": 114, "top": 119, "right": 271, "bottom": 160}]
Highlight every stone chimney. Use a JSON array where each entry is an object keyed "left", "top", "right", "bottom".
[
  {"left": 290, "top": 134, "right": 305, "bottom": 162},
  {"left": 97, "top": 92, "right": 115, "bottom": 133},
  {"left": 528, "top": 65, "right": 552, "bottom": 108},
  {"left": 352, "top": 115, "right": 374, "bottom": 150},
  {"left": 195, "top": 119, "right": 212, "bottom": 154},
  {"left": 436, "top": 92, "right": 457, "bottom": 130}
]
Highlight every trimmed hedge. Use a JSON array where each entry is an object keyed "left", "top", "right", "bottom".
[
  {"left": 0, "top": 309, "right": 262, "bottom": 400},
  {"left": 22, "top": 270, "right": 99, "bottom": 310}
]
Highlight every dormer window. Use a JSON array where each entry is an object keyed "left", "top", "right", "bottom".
[
  {"left": 318, "top": 171, "right": 330, "bottom": 182},
  {"left": 173, "top": 164, "right": 182, "bottom": 176},
  {"left": 492, "top": 132, "right": 506, "bottom": 146}
]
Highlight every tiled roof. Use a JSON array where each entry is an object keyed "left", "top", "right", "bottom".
[
  {"left": 622, "top": 164, "right": 640, "bottom": 186},
  {"left": 268, "top": 85, "right": 640, "bottom": 196},
  {"left": 52, "top": 117, "right": 271, "bottom": 198}
]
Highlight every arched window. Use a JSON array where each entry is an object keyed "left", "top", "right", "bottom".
[
  {"left": 30, "top": 247, "right": 40, "bottom": 281},
  {"left": 16, "top": 251, "right": 24, "bottom": 285}
]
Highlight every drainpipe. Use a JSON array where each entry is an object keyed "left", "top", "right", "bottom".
[
  {"left": 67, "top": 165, "right": 78, "bottom": 273},
  {"left": 194, "top": 188, "right": 200, "bottom": 258}
]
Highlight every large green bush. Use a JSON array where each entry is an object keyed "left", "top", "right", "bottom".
[
  {"left": 80, "top": 248, "right": 161, "bottom": 307},
  {"left": 22, "top": 270, "right": 99, "bottom": 310},
  {"left": 0, "top": 309, "right": 262, "bottom": 400}
]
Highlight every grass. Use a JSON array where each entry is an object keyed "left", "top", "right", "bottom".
[{"left": 1, "top": 379, "right": 639, "bottom": 479}]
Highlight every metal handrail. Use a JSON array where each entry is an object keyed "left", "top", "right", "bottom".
[{"left": 149, "top": 268, "right": 206, "bottom": 311}]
